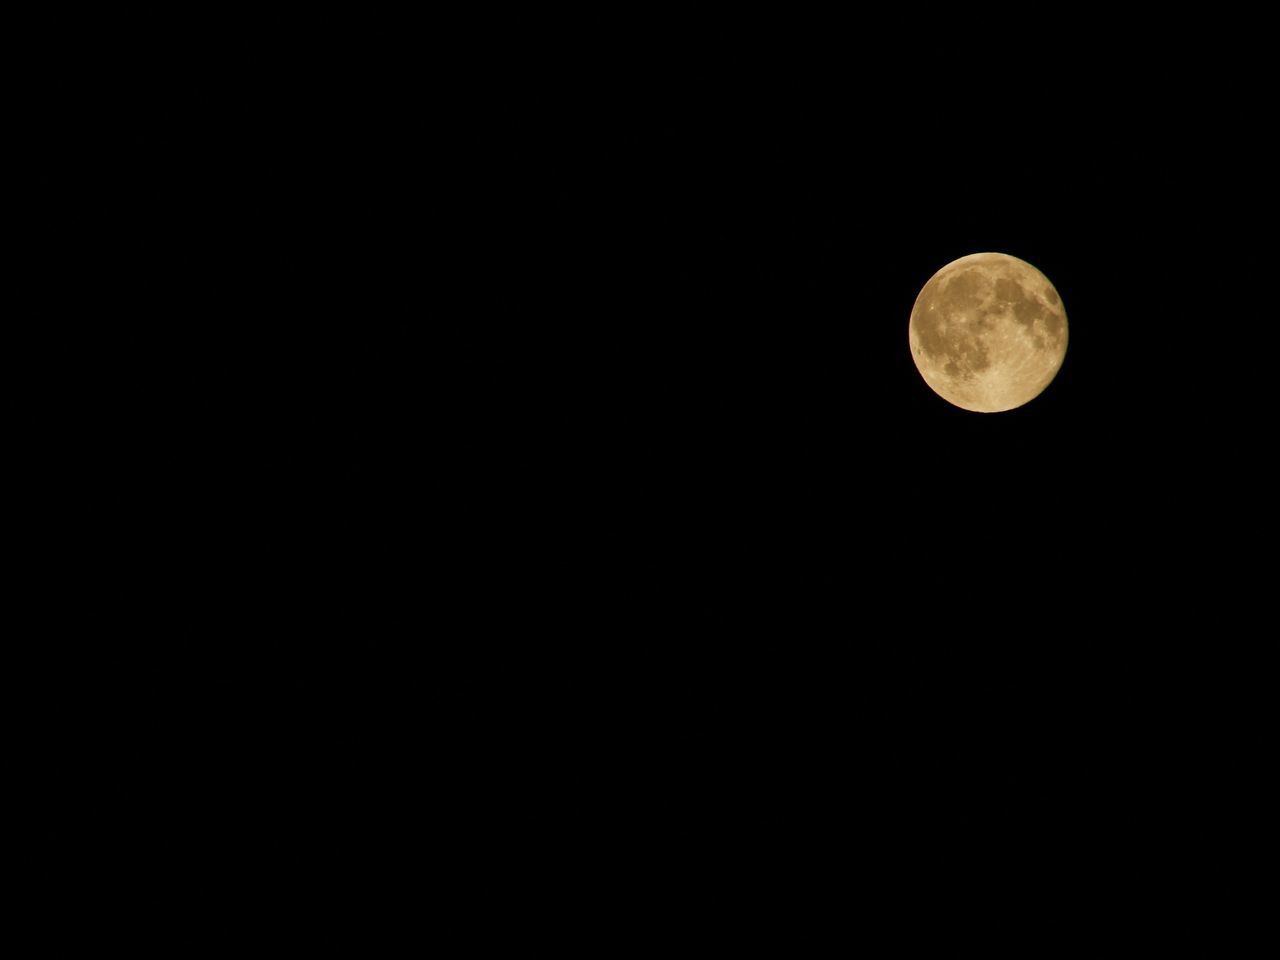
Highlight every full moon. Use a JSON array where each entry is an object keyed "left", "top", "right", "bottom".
[{"left": 909, "top": 252, "right": 1068, "bottom": 412}]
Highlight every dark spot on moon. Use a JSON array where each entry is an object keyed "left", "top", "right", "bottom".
[
  {"left": 994, "top": 278, "right": 1022, "bottom": 304},
  {"left": 993, "top": 276, "right": 1047, "bottom": 327},
  {"left": 942, "top": 270, "right": 985, "bottom": 309},
  {"left": 1042, "top": 308, "right": 1065, "bottom": 340},
  {"left": 1045, "top": 286, "right": 1059, "bottom": 305},
  {"left": 1033, "top": 334, "right": 1045, "bottom": 350},
  {"left": 1013, "top": 297, "right": 1044, "bottom": 326},
  {"left": 916, "top": 304, "right": 991, "bottom": 377},
  {"left": 958, "top": 335, "right": 991, "bottom": 374},
  {"left": 1000, "top": 280, "right": 1044, "bottom": 327}
]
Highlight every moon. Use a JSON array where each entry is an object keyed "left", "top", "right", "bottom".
[{"left": 909, "top": 252, "right": 1068, "bottom": 412}]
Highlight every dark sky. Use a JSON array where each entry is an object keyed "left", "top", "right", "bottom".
[{"left": 56, "top": 16, "right": 1271, "bottom": 943}]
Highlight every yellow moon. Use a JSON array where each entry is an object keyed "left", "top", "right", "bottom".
[{"left": 909, "top": 252, "right": 1068, "bottom": 412}]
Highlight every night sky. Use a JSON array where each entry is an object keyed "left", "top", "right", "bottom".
[{"left": 54, "top": 15, "right": 1271, "bottom": 944}]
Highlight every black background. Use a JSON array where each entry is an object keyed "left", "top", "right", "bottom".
[{"left": 47, "top": 12, "right": 1272, "bottom": 946}]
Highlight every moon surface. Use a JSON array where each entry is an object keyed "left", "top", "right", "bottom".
[{"left": 909, "top": 253, "right": 1067, "bottom": 412}]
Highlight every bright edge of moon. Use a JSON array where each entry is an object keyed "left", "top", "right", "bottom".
[{"left": 909, "top": 252, "right": 1068, "bottom": 413}]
